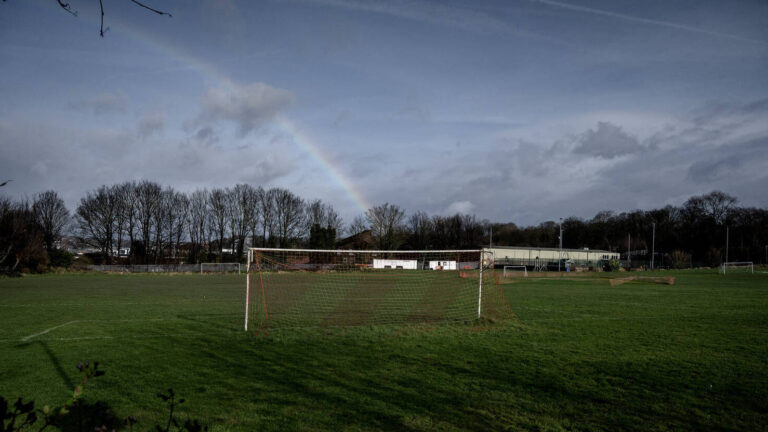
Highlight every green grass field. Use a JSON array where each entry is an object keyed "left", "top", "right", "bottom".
[{"left": 1, "top": 270, "right": 767, "bottom": 431}]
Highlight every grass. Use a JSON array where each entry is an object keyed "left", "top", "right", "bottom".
[{"left": 1, "top": 269, "right": 767, "bottom": 431}]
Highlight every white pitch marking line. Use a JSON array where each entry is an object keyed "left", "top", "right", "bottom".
[{"left": 22, "top": 320, "right": 80, "bottom": 342}]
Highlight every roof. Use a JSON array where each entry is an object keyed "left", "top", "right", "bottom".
[{"left": 488, "top": 246, "right": 616, "bottom": 254}]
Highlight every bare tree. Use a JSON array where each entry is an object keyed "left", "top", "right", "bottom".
[
  {"left": 32, "top": 190, "right": 69, "bottom": 252},
  {"left": 188, "top": 189, "right": 210, "bottom": 262},
  {"left": 229, "top": 184, "right": 257, "bottom": 259},
  {"left": 258, "top": 188, "right": 278, "bottom": 247},
  {"left": 272, "top": 188, "right": 305, "bottom": 247},
  {"left": 115, "top": 181, "right": 138, "bottom": 262},
  {"left": 366, "top": 203, "right": 405, "bottom": 250},
  {"left": 76, "top": 186, "right": 118, "bottom": 264},
  {"left": 167, "top": 190, "right": 189, "bottom": 261},
  {"left": 347, "top": 214, "right": 369, "bottom": 236},
  {"left": 248, "top": 186, "right": 265, "bottom": 249},
  {"left": 306, "top": 199, "right": 343, "bottom": 236},
  {"left": 208, "top": 188, "right": 229, "bottom": 258},
  {"left": 408, "top": 211, "right": 432, "bottom": 249},
  {"left": 135, "top": 180, "right": 162, "bottom": 262}
]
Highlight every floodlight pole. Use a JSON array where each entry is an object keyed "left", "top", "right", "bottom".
[
  {"left": 651, "top": 223, "right": 656, "bottom": 270},
  {"left": 725, "top": 226, "right": 729, "bottom": 264},
  {"left": 558, "top": 218, "right": 563, "bottom": 273},
  {"left": 627, "top": 234, "right": 631, "bottom": 270}
]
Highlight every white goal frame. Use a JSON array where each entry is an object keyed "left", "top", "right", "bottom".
[
  {"left": 720, "top": 261, "right": 754, "bottom": 274},
  {"left": 200, "top": 262, "right": 241, "bottom": 274},
  {"left": 503, "top": 265, "right": 528, "bottom": 277},
  {"left": 245, "top": 247, "right": 486, "bottom": 331}
]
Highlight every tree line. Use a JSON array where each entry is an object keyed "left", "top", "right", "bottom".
[{"left": 1, "top": 184, "right": 766, "bottom": 272}]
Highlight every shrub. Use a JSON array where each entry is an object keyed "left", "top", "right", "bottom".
[
  {"left": 604, "top": 259, "right": 621, "bottom": 272},
  {"left": 670, "top": 250, "right": 690, "bottom": 269},
  {"left": 48, "top": 250, "right": 75, "bottom": 268}
]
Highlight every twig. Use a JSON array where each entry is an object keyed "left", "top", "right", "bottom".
[{"left": 129, "top": 0, "right": 172, "bottom": 17}]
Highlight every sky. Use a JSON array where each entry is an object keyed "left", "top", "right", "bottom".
[{"left": 1, "top": 0, "right": 767, "bottom": 226}]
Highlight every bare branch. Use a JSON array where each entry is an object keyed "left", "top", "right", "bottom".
[
  {"left": 129, "top": 0, "right": 172, "bottom": 17},
  {"left": 57, "top": 0, "right": 78, "bottom": 16}
]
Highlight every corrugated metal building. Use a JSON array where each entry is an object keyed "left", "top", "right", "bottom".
[{"left": 487, "top": 246, "right": 620, "bottom": 269}]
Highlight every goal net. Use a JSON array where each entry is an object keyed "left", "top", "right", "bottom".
[
  {"left": 503, "top": 265, "right": 528, "bottom": 277},
  {"left": 720, "top": 261, "right": 754, "bottom": 274},
  {"left": 201, "top": 262, "right": 241, "bottom": 274},
  {"left": 245, "top": 248, "right": 513, "bottom": 332}
]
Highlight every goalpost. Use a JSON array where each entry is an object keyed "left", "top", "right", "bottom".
[
  {"left": 244, "top": 248, "right": 512, "bottom": 332},
  {"left": 720, "top": 261, "right": 754, "bottom": 274},
  {"left": 503, "top": 265, "right": 528, "bottom": 277},
  {"left": 200, "top": 262, "right": 241, "bottom": 274}
]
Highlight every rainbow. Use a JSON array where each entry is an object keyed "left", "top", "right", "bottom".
[
  {"left": 273, "top": 116, "right": 372, "bottom": 214},
  {"left": 40, "top": 1, "right": 372, "bottom": 214}
]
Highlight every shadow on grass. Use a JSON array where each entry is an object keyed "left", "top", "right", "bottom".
[{"left": 13, "top": 340, "right": 75, "bottom": 390}]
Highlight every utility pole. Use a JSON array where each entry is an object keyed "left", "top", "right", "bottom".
[
  {"left": 651, "top": 222, "right": 656, "bottom": 270},
  {"left": 558, "top": 218, "right": 563, "bottom": 273}
]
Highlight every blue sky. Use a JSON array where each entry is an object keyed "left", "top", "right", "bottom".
[{"left": 1, "top": 0, "right": 767, "bottom": 225}]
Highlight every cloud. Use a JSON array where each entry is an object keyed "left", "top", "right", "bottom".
[
  {"left": 443, "top": 200, "right": 475, "bottom": 215},
  {"left": 71, "top": 93, "right": 128, "bottom": 115},
  {"left": 137, "top": 112, "right": 165, "bottom": 139},
  {"left": 573, "top": 121, "right": 648, "bottom": 159},
  {"left": 199, "top": 82, "right": 294, "bottom": 136},
  {"left": 0, "top": 118, "right": 294, "bottom": 210},
  {"left": 371, "top": 97, "right": 768, "bottom": 224}
]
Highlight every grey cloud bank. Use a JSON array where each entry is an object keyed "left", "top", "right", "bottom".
[{"left": 1, "top": 0, "right": 766, "bottom": 225}]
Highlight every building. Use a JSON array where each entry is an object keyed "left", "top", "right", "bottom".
[{"left": 487, "top": 246, "right": 619, "bottom": 269}]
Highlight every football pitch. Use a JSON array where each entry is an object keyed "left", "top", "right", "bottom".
[{"left": 1, "top": 270, "right": 767, "bottom": 431}]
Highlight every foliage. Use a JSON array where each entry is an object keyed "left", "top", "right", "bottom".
[
  {"left": 604, "top": 259, "right": 621, "bottom": 272},
  {"left": 0, "top": 361, "right": 205, "bottom": 432},
  {"left": 48, "top": 250, "right": 75, "bottom": 268},
  {"left": 0, "top": 201, "right": 48, "bottom": 274},
  {"left": 670, "top": 250, "right": 690, "bottom": 269},
  {"left": 308, "top": 224, "right": 336, "bottom": 249}
]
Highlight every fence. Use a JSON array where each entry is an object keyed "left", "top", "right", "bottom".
[{"left": 86, "top": 264, "right": 201, "bottom": 273}]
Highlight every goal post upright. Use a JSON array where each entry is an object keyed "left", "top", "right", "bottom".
[
  {"left": 478, "top": 252, "right": 483, "bottom": 319},
  {"left": 245, "top": 249, "right": 252, "bottom": 331}
]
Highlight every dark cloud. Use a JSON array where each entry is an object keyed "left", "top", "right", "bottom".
[
  {"left": 573, "top": 121, "right": 648, "bottom": 159},
  {"left": 137, "top": 113, "right": 165, "bottom": 139},
  {"left": 71, "top": 93, "right": 128, "bottom": 115},
  {"left": 0, "top": 119, "right": 294, "bottom": 210},
  {"left": 200, "top": 82, "right": 294, "bottom": 136},
  {"left": 687, "top": 137, "right": 768, "bottom": 183}
]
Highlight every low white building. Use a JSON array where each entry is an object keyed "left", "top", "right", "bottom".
[
  {"left": 487, "top": 246, "right": 619, "bottom": 268},
  {"left": 373, "top": 259, "right": 418, "bottom": 270},
  {"left": 429, "top": 260, "right": 457, "bottom": 270}
]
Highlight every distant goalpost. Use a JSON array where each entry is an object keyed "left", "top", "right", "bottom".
[
  {"left": 244, "top": 248, "right": 514, "bottom": 332},
  {"left": 200, "top": 262, "right": 241, "bottom": 274},
  {"left": 503, "top": 265, "right": 528, "bottom": 277},
  {"left": 720, "top": 262, "right": 754, "bottom": 274}
]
